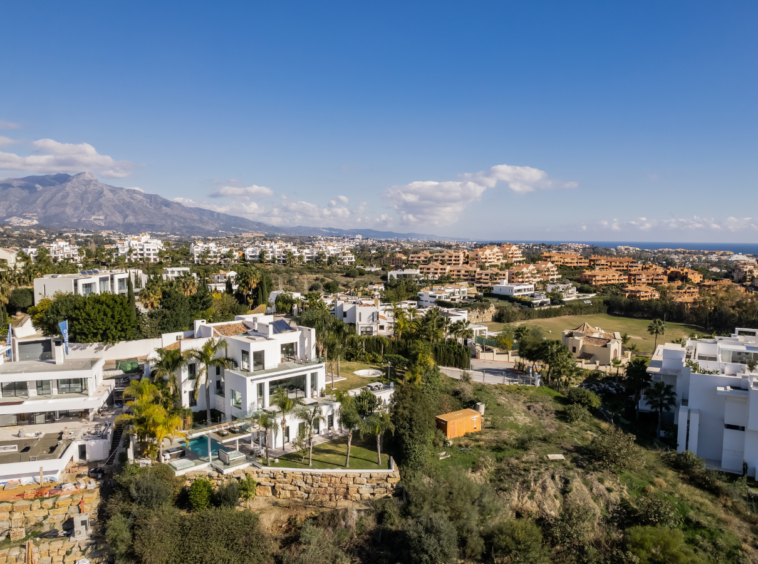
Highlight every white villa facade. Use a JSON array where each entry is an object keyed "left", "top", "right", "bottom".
[
  {"left": 23, "top": 240, "right": 80, "bottom": 263},
  {"left": 33, "top": 269, "right": 146, "bottom": 305},
  {"left": 116, "top": 233, "right": 164, "bottom": 262},
  {"left": 645, "top": 328, "right": 758, "bottom": 475}
]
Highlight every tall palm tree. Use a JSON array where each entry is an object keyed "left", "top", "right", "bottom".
[
  {"left": 336, "top": 390, "right": 361, "bottom": 468},
  {"left": 177, "top": 272, "right": 198, "bottom": 296},
  {"left": 645, "top": 381, "right": 677, "bottom": 437},
  {"left": 271, "top": 387, "right": 304, "bottom": 450},
  {"left": 611, "top": 358, "right": 623, "bottom": 383},
  {"left": 361, "top": 411, "right": 395, "bottom": 465},
  {"left": 153, "top": 348, "right": 188, "bottom": 396},
  {"left": 186, "top": 338, "right": 233, "bottom": 424},
  {"left": 259, "top": 414, "right": 278, "bottom": 465},
  {"left": 647, "top": 318, "right": 666, "bottom": 353},
  {"left": 139, "top": 286, "right": 161, "bottom": 310},
  {"left": 298, "top": 404, "right": 326, "bottom": 467}
]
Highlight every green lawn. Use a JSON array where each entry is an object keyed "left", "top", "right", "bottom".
[
  {"left": 324, "top": 361, "right": 388, "bottom": 391},
  {"left": 485, "top": 313, "right": 703, "bottom": 354},
  {"left": 266, "top": 435, "right": 390, "bottom": 470}
]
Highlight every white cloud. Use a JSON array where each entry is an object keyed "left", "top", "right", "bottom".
[
  {"left": 337, "top": 195, "right": 348, "bottom": 204},
  {"left": 597, "top": 216, "right": 758, "bottom": 233},
  {"left": 0, "top": 137, "right": 17, "bottom": 148},
  {"left": 209, "top": 184, "right": 274, "bottom": 199},
  {"left": 0, "top": 139, "right": 138, "bottom": 178},
  {"left": 0, "top": 121, "right": 21, "bottom": 130},
  {"left": 383, "top": 163, "right": 576, "bottom": 225},
  {"left": 174, "top": 197, "right": 264, "bottom": 215}
]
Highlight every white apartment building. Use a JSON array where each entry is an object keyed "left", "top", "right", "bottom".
[
  {"left": 116, "top": 233, "right": 164, "bottom": 263},
  {"left": 33, "top": 269, "right": 146, "bottom": 305},
  {"left": 493, "top": 282, "right": 534, "bottom": 297},
  {"left": 0, "top": 333, "right": 116, "bottom": 481},
  {"left": 244, "top": 240, "right": 355, "bottom": 265},
  {"left": 418, "top": 284, "right": 469, "bottom": 308},
  {"left": 332, "top": 297, "right": 418, "bottom": 336},
  {"left": 191, "top": 242, "right": 230, "bottom": 263},
  {"left": 163, "top": 267, "right": 193, "bottom": 281},
  {"left": 644, "top": 328, "right": 758, "bottom": 475},
  {"left": 387, "top": 269, "right": 421, "bottom": 280},
  {"left": 23, "top": 240, "right": 80, "bottom": 263},
  {"left": 546, "top": 282, "right": 578, "bottom": 300}
]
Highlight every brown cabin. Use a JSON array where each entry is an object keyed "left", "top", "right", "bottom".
[{"left": 435, "top": 409, "right": 482, "bottom": 439}]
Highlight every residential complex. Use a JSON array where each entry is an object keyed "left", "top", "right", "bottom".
[
  {"left": 190, "top": 241, "right": 231, "bottom": 263},
  {"left": 115, "top": 233, "right": 164, "bottom": 263},
  {"left": 23, "top": 240, "right": 80, "bottom": 263},
  {"left": 33, "top": 269, "right": 146, "bottom": 304},
  {"left": 417, "top": 284, "right": 469, "bottom": 307},
  {"left": 244, "top": 239, "right": 355, "bottom": 265}
]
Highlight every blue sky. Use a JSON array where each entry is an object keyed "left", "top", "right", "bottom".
[{"left": 1, "top": 1, "right": 756, "bottom": 241}]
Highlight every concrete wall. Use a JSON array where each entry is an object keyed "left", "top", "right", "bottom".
[{"left": 66, "top": 339, "right": 161, "bottom": 362}]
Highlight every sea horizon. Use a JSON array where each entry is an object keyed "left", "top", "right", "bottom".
[{"left": 476, "top": 240, "right": 758, "bottom": 255}]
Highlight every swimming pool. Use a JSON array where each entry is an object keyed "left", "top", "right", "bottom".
[{"left": 185, "top": 437, "right": 229, "bottom": 459}]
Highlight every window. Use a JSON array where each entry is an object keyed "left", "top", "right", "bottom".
[
  {"left": 343, "top": 312, "right": 347, "bottom": 318},
  {"left": 725, "top": 424, "right": 746, "bottom": 431},
  {"left": 118, "top": 278, "right": 127, "bottom": 292},
  {"left": 216, "top": 366, "right": 221, "bottom": 376},
  {"left": 99, "top": 278, "right": 109, "bottom": 293},
  {"left": 231, "top": 390, "right": 242, "bottom": 409},
  {"left": 328, "top": 414, "right": 334, "bottom": 429},
  {"left": 256, "top": 383, "right": 264, "bottom": 408},
  {"left": 189, "top": 393, "right": 197, "bottom": 407},
  {"left": 215, "top": 375, "right": 225, "bottom": 397},
  {"left": 284, "top": 425, "right": 290, "bottom": 444},
  {"left": 360, "top": 327, "right": 374, "bottom": 336},
  {"left": 281, "top": 343, "right": 297, "bottom": 361},
  {"left": 241, "top": 350, "right": 250, "bottom": 371},
  {"left": 81, "top": 283, "right": 94, "bottom": 296},
  {"left": 253, "top": 351, "right": 264, "bottom": 371},
  {"left": 188, "top": 364, "right": 197, "bottom": 380},
  {"left": 2, "top": 381, "right": 28, "bottom": 397},
  {"left": 36, "top": 380, "right": 51, "bottom": 396},
  {"left": 59, "top": 379, "right": 87, "bottom": 394},
  {"left": 310, "top": 372, "right": 318, "bottom": 395},
  {"left": 572, "top": 347, "right": 576, "bottom": 353},
  {"left": 269, "top": 375, "right": 306, "bottom": 399}
]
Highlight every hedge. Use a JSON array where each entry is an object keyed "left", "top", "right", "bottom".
[{"left": 362, "top": 337, "right": 471, "bottom": 370}]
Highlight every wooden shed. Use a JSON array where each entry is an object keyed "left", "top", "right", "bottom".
[{"left": 435, "top": 409, "right": 483, "bottom": 439}]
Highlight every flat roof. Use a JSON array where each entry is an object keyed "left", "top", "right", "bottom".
[
  {"left": 0, "top": 358, "right": 100, "bottom": 375},
  {"left": 435, "top": 408, "right": 482, "bottom": 422},
  {"left": 228, "top": 359, "right": 323, "bottom": 379},
  {"left": 0, "top": 434, "right": 72, "bottom": 464}
]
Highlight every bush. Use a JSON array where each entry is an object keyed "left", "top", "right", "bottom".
[
  {"left": 8, "top": 288, "right": 33, "bottom": 313},
  {"left": 284, "top": 521, "right": 350, "bottom": 564},
  {"left": 105, "top": 513, "right": 133, "bottom": 560},
  {"left": 565, "top": 404, "right": 591, "bottom": 423},
  {"left": 188, "top": 478, "right": 214, "bottom": 512},
  {"left": 634, "top": 496, "right": 682, "bottom": 528},
  {"left": 489, "top": 519, "right": 550, "bottom": 564},
  {"left": 214, "top": 480, "right": 240, "bottom": 508},
  {"left": 586, "top": 427, "right": 642, "bottom": 472},
  {"left": 238, "top": 475, "right": 257, "bottom": 505},
  {"left": 323, "top": 281, "right": 340, "bottom": 294},
  {"left": 384, "top": 354, "right": 410, "bottom": 371},
  {"left": 308, "top": 282, "right": 321, "bottom": 292},
  {"left": 129, "top": 470, "right": 173, "bottom": 509},
  {"left": 624, "top": 526, "right": 706, "bottom": 563},
  {"left": 567, "top": 388, "right": 601, "bottom": 410},
  {"left": 405, "top": 513, "right": 458, "bottom": 564}
]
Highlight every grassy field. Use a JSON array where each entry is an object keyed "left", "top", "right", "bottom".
[
  {"left": 324, "top": 361, "right": 389, "bottom": 391},
  {"left": 267, "top": 434, "right": 390, "bottom": 470},
  {"left": 485, "top": 313, "right": 703, "bottom": 354}
]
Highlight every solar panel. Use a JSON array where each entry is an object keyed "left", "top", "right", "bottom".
[{"left": 271, "top": 319, "right": 294, "bottom": 334}]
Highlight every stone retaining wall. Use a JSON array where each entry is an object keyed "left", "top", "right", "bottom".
[
  {"left": 468, "top": 304, "right": 497, "bottom": 323},
  {"left": 183, "top": 463, "right": 401, "bottom": 503}
]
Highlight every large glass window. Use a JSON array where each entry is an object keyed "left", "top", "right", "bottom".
[
  {"left": 2, "top": 381, "right": 28, "bottom": 397},
  {"left": 118, "top": 278, "right": 127, "bottom": 292},
  {"left": 215, "top": 375, "right": 225, "bottom": 397},
  {"left": 310, "top": 372, "right": 318, "bottom": 395},
  {"left": 36, "top": 380, "right": 51, "bottom": 396},
  {"left": 269, "top": 375, "right": 306, "bottom": 400},
  {"left": 99, "top": 277, "right": 110, "bottom": 293},
  {"left": 360, "top": 327, "right": 374, "bottom": 336},
  {"left": 231, "top": 390, "right": 242, "bottom": 409},
  {"left": 241, "top": 350, "right": 250, "bottom": 371},
  {"left": 58, "top": 378, "right": 88, "bottom": 394},
  {"left": 253, "top": 351, "right": 264, "bottom": 371},
  {"left": 189, "top": 393, "right": 197, "bottom": 407},
  {"left": 281, "top": 343, "right": 297, "bottom": 361},
  {"left": 188, "top": 364, "right": 197, "bottom": 380},
  {"left": 81, "top": 283, "right": 94, "bottom": 296},
  {"left": 256, "top": 383, "right": 264, "bottom": 408}
]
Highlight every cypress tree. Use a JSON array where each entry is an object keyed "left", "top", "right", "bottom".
[{"left": 126, "top": 276, "right": 139, "bottom": 340}]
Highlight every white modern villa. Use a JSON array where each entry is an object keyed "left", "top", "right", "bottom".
[{"left": 644, "top": 328, "right": 758, "bottom": 474}]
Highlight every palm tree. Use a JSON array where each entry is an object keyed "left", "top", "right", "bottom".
[
  {"left": 259, "top": 414, "right": 278, "bottom": 465},
  {"left": 361, "top": 411, "right": 395, "bottom": 465},
  {"left": 336, "top": 390, "right": 362, "bottom": 468},
  {"left": 620, "top": 332, "right": 630, "bottom": 347},
  {"left": 647, "top": 319, "right": 666, "bottom": 353},
  {"left": 139, "top": 286, "right": 161, "bottom": 310},
  {"left": 271, "top": 387, "right": 304, "bottom": 451},
  {"left": 186, "top": 338, "right": 233, "bottom": 424},
  {"left": 152, "top": 348, "right": 188, "bottom": 396},
  {"left": 153, "top": 409, "right": 187, "bottom": 461},
  {"left": 237, "top": 268, "right": 261, "bottom": 308},
  {"left": 177, "top": 272, "right": 198, "bottom": 296},
  {"left": 611, "top": 358, "right": 623, "bottom": 382},
  {"left": 645, "top": 381, "right": 677, "bottom": 437},
  {"left": 298, "top": 404, "right": 326, "bottom": 467}
]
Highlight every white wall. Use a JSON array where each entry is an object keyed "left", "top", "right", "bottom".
[{"left": 66, "top": 339, "right": 162, "bottom": 362}]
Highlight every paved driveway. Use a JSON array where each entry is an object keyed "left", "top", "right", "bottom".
[{"left": 441, "top": 360, "right": 539, "bottom": 386}]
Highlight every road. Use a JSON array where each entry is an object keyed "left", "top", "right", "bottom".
[{"left": 440, "top": 360, "right": 540, "bottom": 386}]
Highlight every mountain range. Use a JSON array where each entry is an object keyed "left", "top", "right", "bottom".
[{"left": 0, "top": 173, "right": 445, "bottom": 239}]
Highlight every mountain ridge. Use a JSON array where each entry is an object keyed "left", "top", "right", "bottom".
[{"left": 0, "top": 173, "right": 450, "bottom": 239}]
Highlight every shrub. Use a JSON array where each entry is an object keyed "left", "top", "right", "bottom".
[
  {"left": 8, "top": 288, "right": 33, "bottom": 313},
  {"left": 284, "top": 521, "right": 350, "bottom": 564},
  {"left": 214, "top": 480, "right": 241, "bottom": 508},
  {"left": 384, "top": 354, "right": 410, "bottom": 371},
  {"left": 323, "top": 281, "right": 340, "bottom": 294},
  {"left": 634, "top": 496, "right": 682, "bottom": 528},
  {"left": 489, "top": 519, "right": 550, "bottom": 564},
  {"left": 567, "top": 388, "right": 601, "bottom": 410},
  {"left": 105, "top": 513, "right": 133, "bottom": 560},
  {"left": 624, "top": 526, "right": 706, "bottom": 564},
  {"left": 188, "top": 478, "right": 214, "bottom": 512},
  {"left": 129, "top": 470, "right": 173, "bottom": 509},
  {"left": 564, "top": 404, "right": 591, "bottom": 423},
  {"left": 405, "top": 513, "right": 458, "bottom": 564},
  {"left": 665, "top": 449, "right": 705, "bottom": 473},
  {"left": 586, "top": 427, "right": 641, "bottom": 472},
  {"left": 238, "top": 475, "right": 257, "bottom": 505},
  {"left": 308, "top": 282, "right": 321, "bottom": 292}
]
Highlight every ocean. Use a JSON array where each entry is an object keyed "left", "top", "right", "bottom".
[{"left": 483, "top": 240, "right": 758, "bottom": 255}]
